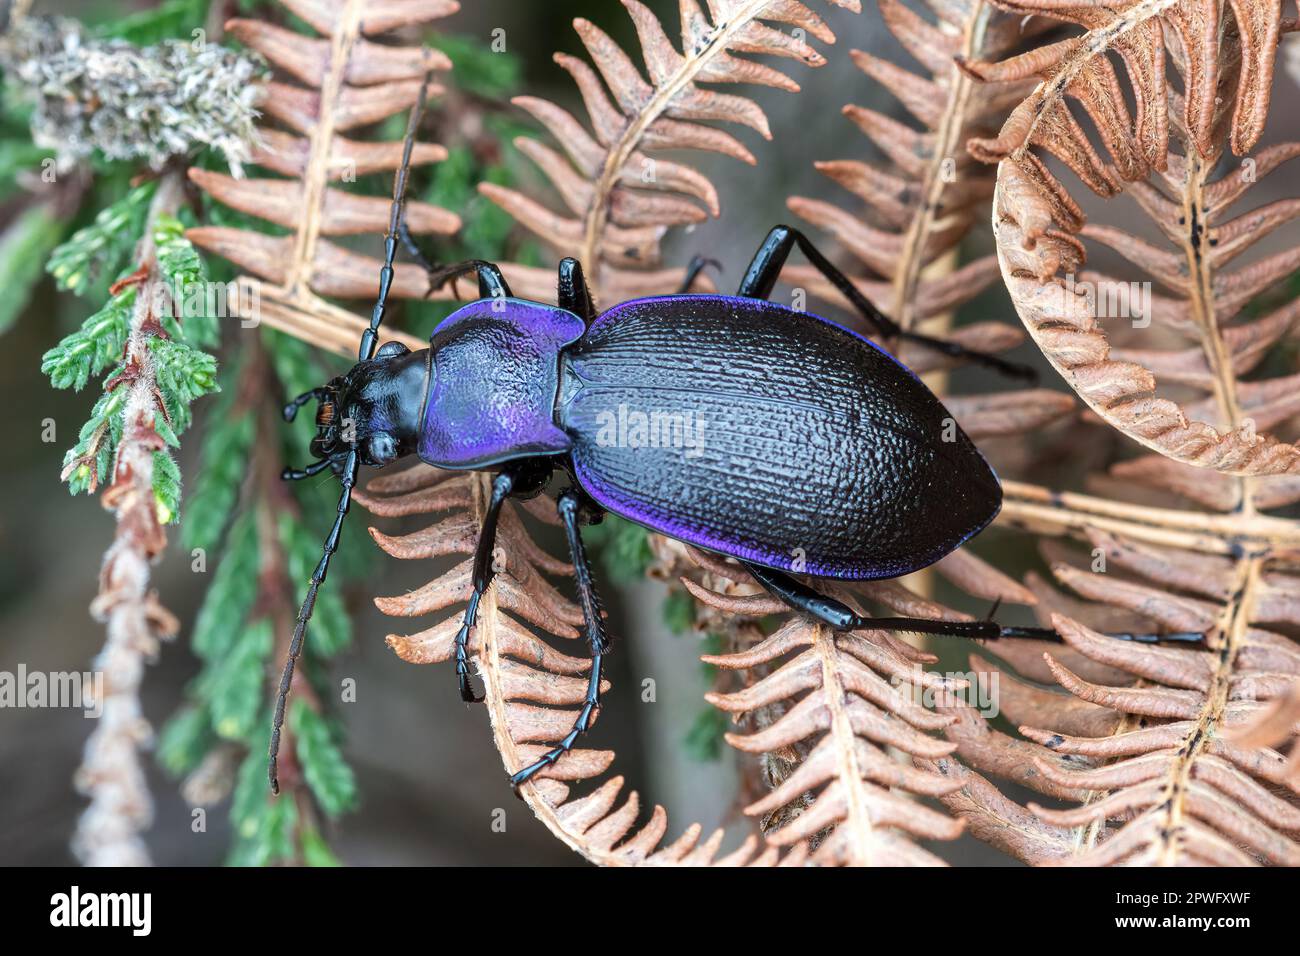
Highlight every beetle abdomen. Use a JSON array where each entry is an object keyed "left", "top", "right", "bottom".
[{"left": 557, "top": 295, "right": 1000, "bottom": 580}]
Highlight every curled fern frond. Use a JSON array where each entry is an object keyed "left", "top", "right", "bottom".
[
  {"left": 976, "top": 1, "right": 1300, "bottom": 475},
  {"left": 480, "top": 0, "right": 862, "bottom": 304}
]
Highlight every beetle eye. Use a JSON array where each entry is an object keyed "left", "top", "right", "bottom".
[
  {"left": 375, "top": 341, "right": 410, "bottom": 359},
  {"left": 366, "top": 432, "right": 398, "bottom": 466}
]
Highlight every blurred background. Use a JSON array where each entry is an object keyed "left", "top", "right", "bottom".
[{"left": 3, "top": 0, "right": 1297, "bottom": 866}]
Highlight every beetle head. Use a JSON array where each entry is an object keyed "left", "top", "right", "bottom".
[{"left": 285, "top": 341, "right": 430, "bottom": 472}]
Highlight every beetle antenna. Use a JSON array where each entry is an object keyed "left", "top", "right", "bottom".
[
  {"left": 269, "top": 72, "right": 435, "bottom": 795},
  {"left": 359, "top": 71, "right": 434, "bottom": 363}
]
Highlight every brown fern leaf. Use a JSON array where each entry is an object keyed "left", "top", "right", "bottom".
[
  {"left": 975, "top": 2, "right": 1300, "bottom": 475},
  {"left": 672, "top": 537, "right": 1078, "bottom": 865},
  {"left": 946, "top": 504, "right": 1300, "bottom": 865},
  {"left": 966, "top": 0, "right": 1285, "bottom": 164},
  {"left": 480, "top": 0, "right": 862, "bottom": 304},
  {"left": 1229, "top": 676, "right": 1300, "bottom": 786},
  {"left": 356, "top": 463, "right": 805, "bottom": 866},
  {"left": 683, "top": 570, "right": 966, "bottom": 865},
  {"left": 185, "top": 0, "right": 460, "bottom": 348},
  {"left": 785, "top": 0, "right": 1040, "bottom": 335}
]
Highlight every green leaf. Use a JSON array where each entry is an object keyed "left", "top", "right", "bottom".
[
  {"left": 183, "top": 397, "right": 255, "bottom": 553},
  {"left": 93, "top": 0, "right": 209, "bottom": 46},
  {"left": 151, "top": 450, "right": 183, "bottom": 524},
  {"left": 662, "top": 589, "right": 696, "bottom": 636},
  {"left": 280, "top": 513, "right": 352, "bottom": 657},
  {"left": 192, "top": 510, "right": 259, "bottom": 659},
  {"left": 41, "top": 287, "right": 135, "bottom": 391},
  {"left": 292, "top": 700, "right": 357, "bottom": 818},
  {"left": 429, "top": 34, "right": 521, "bottom": 99},
  {"left": 301, "top": 825, "right": 342, "bottom": 867},
  {"left": 0, "top": 205, "right": 65, "bottom": 335},
  {"left": 154, "top": 213, "right": 221, "bottom": 346},
  {"left": 228, "top": 740, "right": 298, "bottom": 867},
  {"left": 157, "top": 704, "right": 214, "bottom": 777},
  {"left": 46, "top": 181, "right": 155, "bottom": 297},
  {"left": 203, "top": 617, "right": 273, "bottom": 741},
  {"left": 584, "top": 514, "right": 654, "bottom": 585},
  {"left": 683, "top": 706, "right": 729, "bottom": 762}
]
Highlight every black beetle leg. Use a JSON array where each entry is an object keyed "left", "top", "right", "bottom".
[
  {"left": 742, "top": 561, "right": 1206, "bottom": 646},
  {"left": 510, "top": 487, "right": 609, "bottom": 789},
  {"left": 453, "top": 467, "right": 520, "bottom": 703},
  {"left": 557, "top": 257, "right": 598, "bottom": 326},
  {"left": 426, "top": 259, "right": 513, "bottom": 301},
  {"left": 676, "top": 254, "right": 722, "bottom": 294},
  {"left": 736, "top": 224, "right": 1036, "bottom": 383}
]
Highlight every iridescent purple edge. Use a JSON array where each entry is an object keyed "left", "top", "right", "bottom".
[{"left": 418, "top": 298, "right": 585, "bottom": 468}]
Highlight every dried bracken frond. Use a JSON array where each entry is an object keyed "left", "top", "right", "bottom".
[
  {"left": 975, "top": 1, "right": 1300, "bottom": 475},
  {"left": 686, "top": 561, "right": 972, "bottom": 868},
  {"left": 786, "top": 0, "right": 1041, "bottom": 335},
  {"left": 943, "top": 453, "right": 1300, "bottom": 865},
  {"left": 357, "top": 463, "right": 800, "bottom": 866},
  {"left": 1228, "top": 676, "right": 1300, "bottom": 786},
  {"left": 967, "top": 0, "right": 1285, "bottom": 164},
  {"left": 480, "top": 0, "right": 862, "bottom": 304},
  {"left": 186, "top": 0, "right": 461, "bottom": 345}
]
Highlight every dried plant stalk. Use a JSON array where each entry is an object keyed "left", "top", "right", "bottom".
[{"left": 186, "top": 0, "right": 461, "bottom": 345}]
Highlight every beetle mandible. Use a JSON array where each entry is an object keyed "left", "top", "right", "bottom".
[{"left": 267, "top": 84, "right": 1206, "bottom": 794}]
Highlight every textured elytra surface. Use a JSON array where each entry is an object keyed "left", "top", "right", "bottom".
[
  {"left": 162, "top": 0, "right": 1300, "bottom": 866},
  {"left": 559, "top": 295, "right": 1000, "bottom": 578},
  {"left": 972, "top": 0, "right": 1300, "bottom": 476}
]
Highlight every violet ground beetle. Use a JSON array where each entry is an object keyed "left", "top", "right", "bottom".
[{"left": 267, "top": 80, "right": 1206, "bottom": 794}]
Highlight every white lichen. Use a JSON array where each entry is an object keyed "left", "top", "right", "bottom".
[{"left": 1, "top": 17, "right": 268, "bottom": 174}]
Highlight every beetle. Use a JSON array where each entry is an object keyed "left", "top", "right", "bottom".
[{"left": 267, "top": 91, "right": 1205, "bottom": 795}]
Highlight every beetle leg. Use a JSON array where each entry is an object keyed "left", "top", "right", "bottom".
[
  {"left": 509, "top": 487, "right": 610, "bottom": 788},
  {"left": 453, "top": 467, "right": 520, "bottom": 703},
  {"left": 677, "top": 254, "right": 722, "bottom": 294},
  {"left": 424, "top": 259, "right": 513, "bottom": 302},
  {"left": 397, "top": 219, "right": 513, "bottom": 302},
  {"left": 736, "top": 225, "right": 1036, "bottom": 382},
  {"left": 742, "top": 561, "right": 1206, "bottom": 646},
  {"left": 557, "top": 257, "right": 598, "bottom": 325}
]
